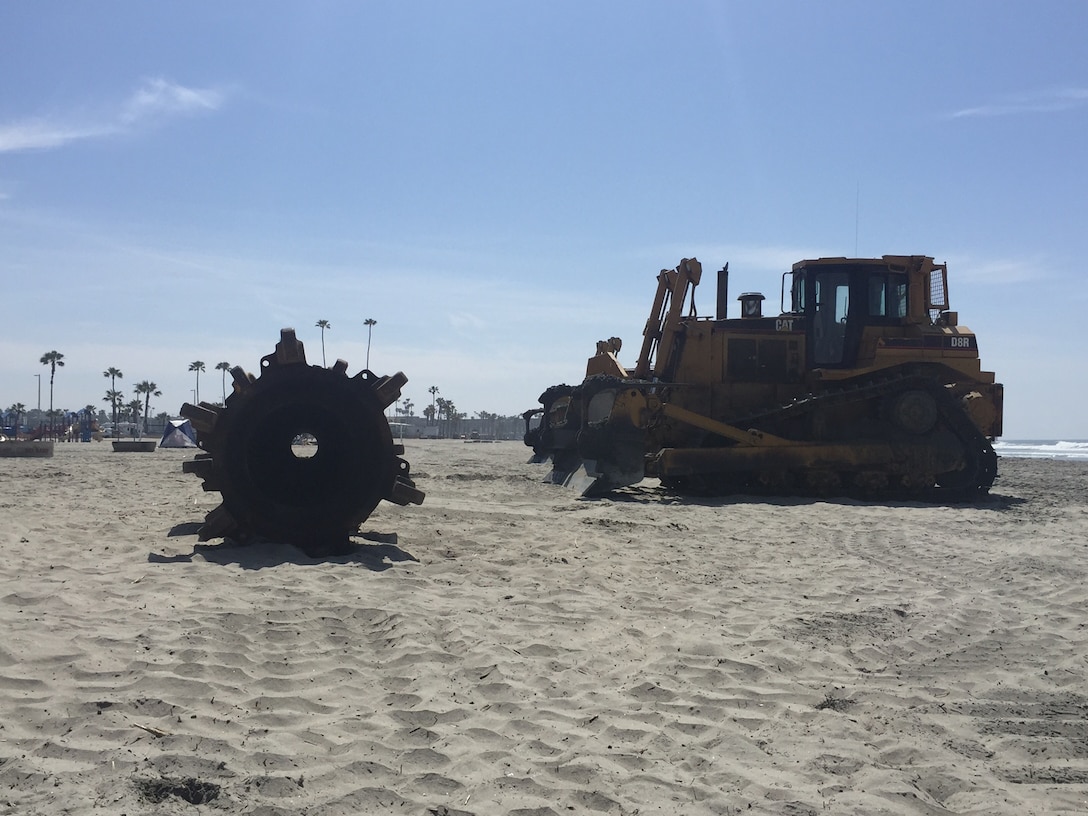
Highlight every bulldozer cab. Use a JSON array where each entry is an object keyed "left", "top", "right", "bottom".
[{"left": 788, "top": 258, "right": 915, "bottom": 369}]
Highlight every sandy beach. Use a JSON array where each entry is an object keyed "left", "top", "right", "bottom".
[{"left": 1, "top": 439, "right": 1086, "bottom": 815}]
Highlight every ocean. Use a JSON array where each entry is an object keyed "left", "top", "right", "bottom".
[{"left": 993, "top": 440, "right": 1088, "bottom": 461}]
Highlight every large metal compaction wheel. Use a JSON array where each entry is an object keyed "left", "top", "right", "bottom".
[{"left": 180, "top": 329, "right": 424, "bottom": 555}]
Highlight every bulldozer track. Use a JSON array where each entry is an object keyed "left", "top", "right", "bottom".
[{"left": 670, "top": 372, "right": 997, "bottom": 500}]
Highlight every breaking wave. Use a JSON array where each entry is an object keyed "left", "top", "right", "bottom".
[{"left": 993, "top": 440, "right": 1088, "bottom": 461}]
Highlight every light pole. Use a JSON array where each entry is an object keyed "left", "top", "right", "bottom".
[{"left": 34, "top": 374, "right": 41, "bottom": 429}]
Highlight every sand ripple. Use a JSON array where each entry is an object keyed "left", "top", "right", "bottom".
[{"left": 1, "top": 444, "right": 1086, "bottom": 814}]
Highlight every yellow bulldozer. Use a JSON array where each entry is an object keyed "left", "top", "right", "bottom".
[{"left": 524, "top": 255, "right": 1003, "bottom": 500}]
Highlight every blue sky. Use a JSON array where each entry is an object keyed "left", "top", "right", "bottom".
[{"left": 2, "top": 2, "right": 1086, "bottom": 437}]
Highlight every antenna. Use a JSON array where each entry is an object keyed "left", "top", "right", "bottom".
[{"left": 854, "top": 181, "right": 860, "bottom": 256}]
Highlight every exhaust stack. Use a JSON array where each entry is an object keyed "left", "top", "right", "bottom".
[{"left": 716, "top": 263, "right": 729, "bottom": 319}]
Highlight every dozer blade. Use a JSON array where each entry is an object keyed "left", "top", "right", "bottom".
[
  {"left": 561, "top": 458, "right": 645, "bottom": 496},
  {"left": 544, "top": 445, "right": 584, "bottom": 485},
  {"left": 562, "top": 462, "right": 599, "bottom": 494},
  {"left": 560, "top": 426, "right": 648, "bottom": 496},
  {"left": 524, "top": 385, "right": 580, "bottom": 475},
  {"left": 557, "top": 461, "right": 635, "bottom": 498}
]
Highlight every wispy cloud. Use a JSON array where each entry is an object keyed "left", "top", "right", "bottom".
[
  {"left": 0, "top": 119, "right": 114, "bottom": 152},
  {"left": 949, "top": 86, "right": 1088, "bottom": 119},
  {"left": 0, "top": 78, "right": 226, "bottom": 153},
  {"left": 448, "top": 312, "right": 487, "bottom": 332},
  {"left": 121, "top": 78, "right": 224, "bottom": 125}
]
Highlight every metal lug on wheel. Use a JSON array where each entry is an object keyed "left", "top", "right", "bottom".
[
  {"left": 199, "top": 504, "right": 240, "bottom": 542},
  {"left": 179, "top": 402, "right": 221, "bottom": 437},
  {"left": 230, "top": 366, "right": 254, "bottom": 394},
  {"left": 262, "top": 328, "right": 306, "bottom": 368},
  {"left": 390, "top": 478, "right": 426, "bottom": 507},
  {"left": 374, "top": 372, "right": 408, "bottom": 408}
]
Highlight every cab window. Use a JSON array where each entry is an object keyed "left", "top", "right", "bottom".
[
  {"left": 867, "top": 273, "right": 908, "bottom": 318},
  {"left": 813, "top": 271, "right": 850, "bottom": 365}
]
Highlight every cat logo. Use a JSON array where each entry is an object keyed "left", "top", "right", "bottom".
[{"left": 775, "top": 318, "right": 795, "bottom": 332}]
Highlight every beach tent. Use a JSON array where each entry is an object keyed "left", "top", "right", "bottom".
[{"left": 159, "top": 419, "right": 198, "bottom": 448}]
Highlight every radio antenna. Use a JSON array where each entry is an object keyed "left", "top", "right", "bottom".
[{"left": 854, "top": 181, "right": 860, "bottom": 256}]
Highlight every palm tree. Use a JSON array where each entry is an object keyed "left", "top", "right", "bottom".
[
  {"left": 436, "top": 396, "right": 452, "bottom": 438},
  {"left": 125, "top": 398, "right": 143, "bottom": 435},
  {"left": 82, "top": 404, "right": 98, "bottom": 436},
  {"left": 446, "top": 401, "right": 459, "bottom": 438},
  {"left": 40, "top": 350, "right": 64, "bottom": 438},
  {"left": 403, "top": 399, "right": 414, "bottom": 418},
  {"left": 103, "top": 389, "right": 123, "bottom": 435},
  {"left": 364, "top": 318, "right": 377, "bottom": 369},
  {"left": 103, "top": 366, "right": 123, "bottom": 392},
  {"left": 189, "top": 361, "right": 206, "bottom": 403},
  {"left": 103, "top": 367, "right": 123, "bottom": 437},
  {"left": 46, "top": 408, "right": 63, "bottom": 438},
  {"left": 215, "top": 362, "right": 231, "bottom": 403},
  {"left": 6, "top": 403, "right": 26, "bottom": 437},
  {"left": 315, "top": 320, "right": 331, "bottom": 367},
  {"left": 428, "top": 385, "right": 439, "bottom": 427},
  {"left": 134, "top": 381, "right": 161, "bottom": 434}
]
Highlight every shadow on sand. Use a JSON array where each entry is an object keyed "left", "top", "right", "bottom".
[
  {"left": 595, "top": 482, "right": 1026, "bottom": 511},
  {"left": 151, "top": 526, "right": 418, "bottom": 570}
]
